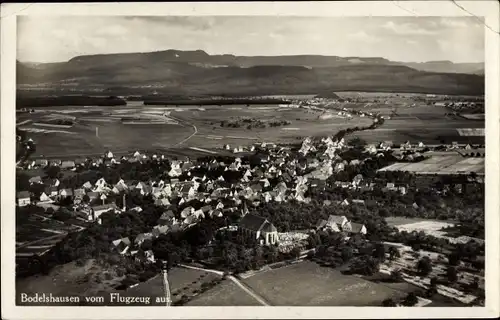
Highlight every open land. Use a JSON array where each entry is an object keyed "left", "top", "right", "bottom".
[
  {"left": 239, "top": 260, "right": 414, "bottom": 306},
  {"left": 378, "top": 153, "right": 485, "bottom": 175},
  {"left": 16, "top": 93, "right": 484, "bottom": 158}
]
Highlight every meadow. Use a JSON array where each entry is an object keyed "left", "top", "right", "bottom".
[{"left": 240, "top": 261, "right": 413, "bottom": 306}]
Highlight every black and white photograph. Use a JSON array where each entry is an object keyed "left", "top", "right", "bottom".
[{"left": 1, "top": 1, "right": 499, "bottom": 319}]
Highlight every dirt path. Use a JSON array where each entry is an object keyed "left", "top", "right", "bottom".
[{"left": 178, "top": 264, "right": 270, "bottom": 306}]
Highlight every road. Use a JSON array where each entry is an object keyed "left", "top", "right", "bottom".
[
  {"left": 178, "top": 264, "right": 270, "bottom": 306},
  {"left": 168, "top": 115, "right": 198, "bottom": 147},
  {"left": 227, "top": 275, "right": 271, "bottom": 306}
]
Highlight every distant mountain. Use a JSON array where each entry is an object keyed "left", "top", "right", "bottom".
[
  {"left": 402, "top": 60, "right": 484, "bottom": 75},
  {"left": 16, "top": 50, "right": 485, "bottom": 96}
]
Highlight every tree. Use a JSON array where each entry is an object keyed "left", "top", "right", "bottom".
[
  {"left": 46, "top": 166, "right": 61, "bottom": 179},
  {"left": 447, "top": 252, "right": 460, "bottom": 266},
  {"left": 446, "top": 266, "right": 458, "bottom": 283},
  {"left": 416, "top": 256, "right": 433, "bottom": 276},
  {"left": 388, "top": 246, "right": 401, "bottom": 261},
  {"left": 402, "top": 292, "right": 419, "bottom": 307},
  {"left": 373, "top": 243, "right": 386, "bottom": 261},
  {"left": 382, "top": 298, "right": 397, "bottom": 307},
  {"left": 390, "top": 269, "right": 403, "bottom": 282}
]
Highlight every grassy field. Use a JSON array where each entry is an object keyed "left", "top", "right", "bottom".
[
  {"left": 241, "top": 261, "right": 411, "bottom": 306},
  {"left": 16, "top": 259, "right": 126, "bottom": 305},
  {"left": 123, "top": 267, "right": 222, "bottom": 305},
  {"left": 186, "top": 279, "right": 262, "bottom": 306}
]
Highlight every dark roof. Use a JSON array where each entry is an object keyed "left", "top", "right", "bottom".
[
  {"left": 327, "top": 215, "right": 347, "bottom": 225},
  {"left": 260, "top": 221, "right": 277, "bottom": 233},
  {"left": 92, "top": 203, "right": 117, "bottom": 211},
  {"left": 250, "top": 184, "right": 263, "bottom": 192},
  {"left": 17, "top": 191, "right": 30, "bottom": 198},
  {"left": 350, "top": 223, "right": 366, "bottom": 233},
  {"left": 239, "top": 213, "right": 268, "bottom": 232},
  {"left": 316, "top": 219, "right": 328, "bottom": 229}
]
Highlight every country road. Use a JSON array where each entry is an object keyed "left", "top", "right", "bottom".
[
  {"left": 168, "top": 115, "right": 198, "bottom": 147},
  {"left": 178, "top": 264, "right": 270, "bottom": 306},
  {"left": 227, "top": 275, "right": 271, "bottom": 306}
]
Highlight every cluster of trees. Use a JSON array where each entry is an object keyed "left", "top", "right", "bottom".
[
  {"left": 16, "top": 95, "right": 127, "bottom": 108},
  {"left": 219, "top": 118, "right": 291, "bottom": 130}
]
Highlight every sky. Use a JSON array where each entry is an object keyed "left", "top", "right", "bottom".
[{"left": 17, "top": 16, "right": 484, "bottom": 63}]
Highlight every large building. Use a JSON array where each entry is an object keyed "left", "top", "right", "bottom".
[{"left": 239, "top": 214, "right": 278, "bottom": 246}]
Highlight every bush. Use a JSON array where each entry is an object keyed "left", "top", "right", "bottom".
[{"left": 382, "top": 298, "right": 397, "bottom": 307}]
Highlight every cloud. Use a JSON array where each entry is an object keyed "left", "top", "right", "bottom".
[
  {"left": 382, "top": 20, "right": 436, "bottom": 35},
  {"left": 348, "top": 31, "right": 379, "bottom": 43}
]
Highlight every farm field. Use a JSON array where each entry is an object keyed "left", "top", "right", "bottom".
[
  {"left": 17, "top": 92, "right": 484, "bottom": 157},
  {"left": 186, "top": 279, "right": 262, "bottom": 306},
  {"left": 123, "top": 267, "right": 222, "bottom": 305},
  {"left": 378, "top": 154, "right": 485, "bottom": 175},
  {"left": 385, "top": 216, "right": 457, "bottom": 227},
  {"left": 240, "top": 261, "right": 411, "bottom": 306}
]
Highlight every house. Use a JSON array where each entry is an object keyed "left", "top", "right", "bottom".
[
  {"left": 180, "top": 184, "right": 196, "bottom": 198},
  {"left": 352, "top": 199, "right": 365, "bottom": 205},
  {"left": 86, "top": 191, "right": 99, "bottom": 202},
  {"left": 327, "top": 215, "right": 350, "bottom": 230},
  {"left": 134, "top": 233, "right": 153, "bottom": 246},
  {"left": 82, "top": 181, "right": 93, "bottom": 190},
  {"left": 210, "top": 209, "right": 223, "bottom": 218},
  {"left": 180, "top": 206, "right": 195, "bottom": 218},
  {"left": 349, "top": 223, "right": 367, "bottom": 235},
  {"left": 17, "top": 191, "right": 31, "bottom": 207},
  {"left": 39, "top": 192, "right": 52, "bottom": 202},
  {"left": 239, "top": 213, "right": 278, "bottom": 246},
  {"left": 136, "top": 182, "right": 152, "bottom": 195},
  {"left": 61, "top": 160, "right": 76, "bottom": 170},
  {"left": 50, "top": 159, "right": 62, "bottom": 166},
  {"left": 86, "top": 203, "right": 118, "bottom": 221},
  {"left": 73, "top": 188, "right": 86, "bottom": 199},
  {"left": 44, "top": 186, "right": 58, "bottom": 197},
  {"left": 34, "top": 159, "right": 49, "bottom": 167},
  {"left": 94, "top": 178, "right": 107, "bottom": 189},
  {"left": 157, "top": 210, "right": 175, "bottom": 225},
  {"left": 111, "top": 237, "right": 131, "bottom": 255},
  {"left": 29, "top": 176, "right": 43, "bottom": 185},
  {"left": 59, "top": 188, "right": 73, "bottom": 199},
  {"left": 154, "top": 198, "right": 171, "bottom": 207}
]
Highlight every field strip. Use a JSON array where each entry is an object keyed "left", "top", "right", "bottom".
[
  {"left": 177, "top": 264, "right": 224, "bottom": 276},
  {"left": 225, "top": 136, "right": 259, "bottom": 140},
  {"left": 189, "top": 147, "right": 217, "bottom": 154},
  {"left": 16, "top": 120, "right": 32, "bottom": 125},
  {"left": 228, "top": 275, "right": 271, "bottom": 306}
]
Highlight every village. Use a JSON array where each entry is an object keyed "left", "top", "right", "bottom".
[{"left": 15, "top": 129, "right": 485, "bottom": 307}]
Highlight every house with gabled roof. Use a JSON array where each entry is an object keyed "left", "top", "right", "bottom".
[
  {"left": 59, "top": 188, "right": 73, "bottom": 199},
  {"left": 39, "top": 192, "right": 52, "bottom": 203},
  {"left": 348, "top": 222, "right": 367, "bottom": 235},
  {"left": 61, "top": 160, "right": 76, "bottom": 170},
  {"left": 111, "top": 237, "right": 131, "bottom": 255},
  {"left": 73, "top": 188, "right": 86, "bottom": 199},
  {"left": 134, "top": 233, "right": 154, "bottom": 246},
  {"left": 82, "top": 181, "right": 93, "bottom": 190},
  {"left": 17, "top": 191, "right": 31, "bottom": 207},
  {"left": 86, "top": 191, "right": 99, "bottom": 202},
  {"left": 157, "top": 210, "right": 175, "bottom": 226},
  {"left": 29, "top": 176, "right": 43, "bottom": 185},
  {"left": 327, "top": 215, "right": 350, "bottom": 230},
  {"left": 239, "top": 214, "right": 278, "bottom": 246},
  {"left": 44, "top": 186, "right": 58, "bottom": 197},
  {"left": 154, "top": 198, "right": 171, "bottom": 207},
  {"left": 180, "top": 206, "right": 195, "bottom": 218}
]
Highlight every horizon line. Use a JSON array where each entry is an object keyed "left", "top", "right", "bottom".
[{"left": 16, "top": 49, "right": 485, "bottom": 65}]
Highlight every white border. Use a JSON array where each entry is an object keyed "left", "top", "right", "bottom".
[{"left": 1, "top": 1, "right": 499, "bottom": 319}]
